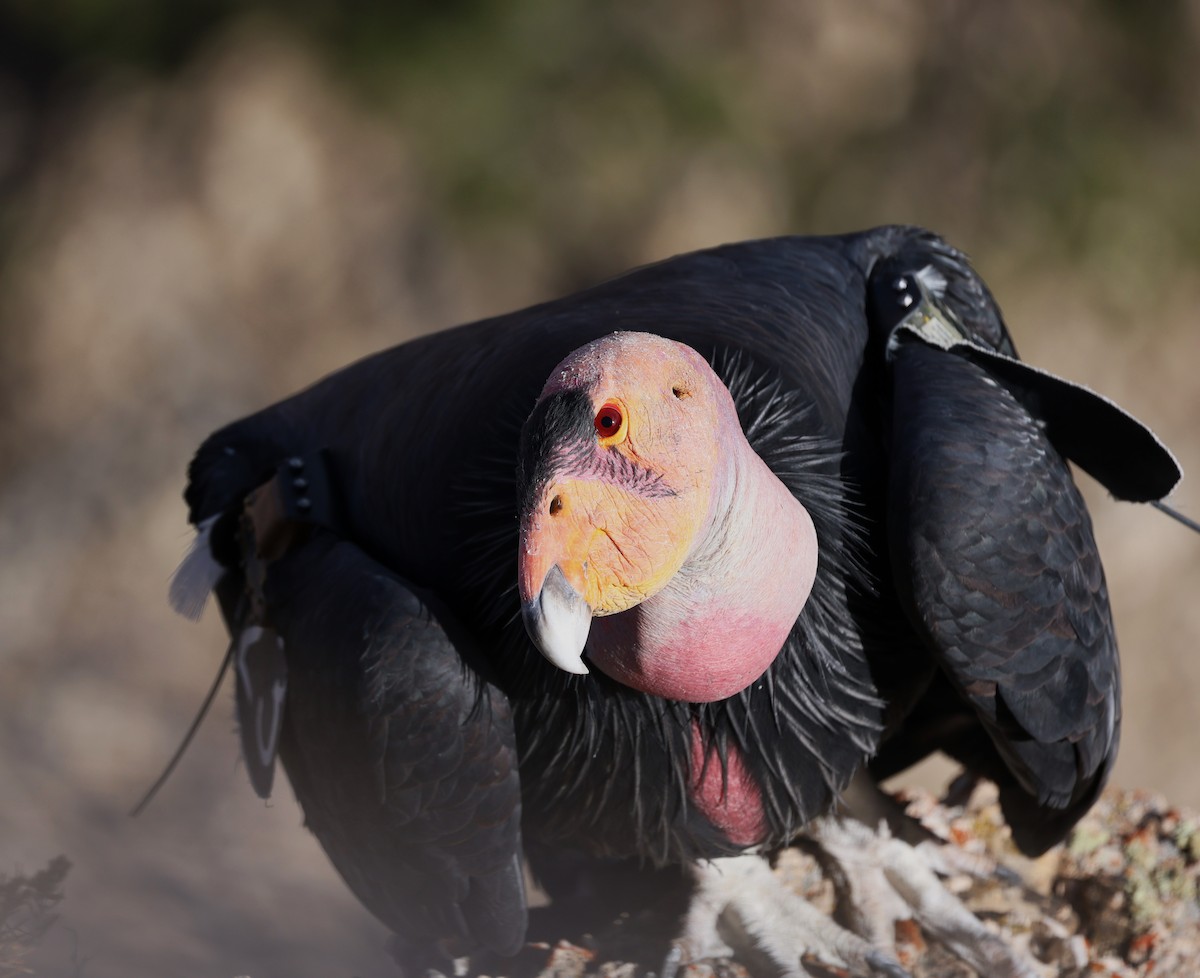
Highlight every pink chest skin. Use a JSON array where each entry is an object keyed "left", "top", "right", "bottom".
[{"left": 688, "top": 721, "right": 767, "bottom": 847}]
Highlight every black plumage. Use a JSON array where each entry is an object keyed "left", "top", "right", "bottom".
[
  {"left": 180, "top": 225, "right": 1177, "bottom": 963},
  {"left": 879, "top": 341, "right": 1118, "bottom": 852}
]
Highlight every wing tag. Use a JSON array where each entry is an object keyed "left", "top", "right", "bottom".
[
  {"left": 234, "top": 624, "right": 287, "bottom": 799},
  {"left": 882, "top": 267, "right": 1182, "bottom": 503}
]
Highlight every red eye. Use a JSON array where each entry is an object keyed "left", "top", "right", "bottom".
[{"left": 594, "top": 402, "right": 626, "bottom": 442}]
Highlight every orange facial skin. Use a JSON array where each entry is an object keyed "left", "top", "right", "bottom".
[{"left": 517, "top": 334, "right": 728, "bottom": 618}]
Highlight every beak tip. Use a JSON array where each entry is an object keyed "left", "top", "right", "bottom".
[
  {"left": 559, "top": 656, "right": 591, "bottom": 677},
  {"left": 521, "top": 565, "right": 593, "bottom": 676}
]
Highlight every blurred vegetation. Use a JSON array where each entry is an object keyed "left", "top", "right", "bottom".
[{"left": 3, "top": 0, "right": 1200, "bottom": 296}]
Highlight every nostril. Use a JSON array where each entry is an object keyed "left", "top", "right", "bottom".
[{"left": 548, "top": 495, "right": 563, "bottom": 516}]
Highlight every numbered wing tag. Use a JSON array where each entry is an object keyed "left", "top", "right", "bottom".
[
  {"left": 235, "top": 624, "right": 288, "bottom": 799},
  {"left": 231, "top": 451, "right": 342, "bottom": 799},
  {"left": 878, "top": 266, "right": 1182, "bottom": 503}
]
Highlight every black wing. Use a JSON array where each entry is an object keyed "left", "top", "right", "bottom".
[
  {"left": 186, "top": 436, "right": 528, "bottom": 961},
  {"left": 866, "top": 238, "right": 1121, "bottom": 854},
  {"left": 258, "top": 530, "right": 526, "bottom": 958}
]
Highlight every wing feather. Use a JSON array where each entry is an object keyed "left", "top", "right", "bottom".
[
  {"left": 886, "top": 340, "right": 1120, "bottom": 853},
  {"left": 257, "top": 530, "right": 526, "bottom": 958}
]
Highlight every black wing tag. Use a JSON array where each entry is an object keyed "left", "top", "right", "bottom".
[
  {"left": 880, "top": 269, "right": 1182, "bottom": 503},
  {"left": 235, "top": 624, "right": 288, "bottom": 799},
  {"left": 139, "top": 452, "right": 343, "bottom": 812},
  {"left": 230, "top": 451, "right": 341, "bottom": 798},
  {"left": 230, "top": 450, "right": 344, "bottom": 797},
  {"left": 235, "top": 487, "right": 287, "bottom": 800}
]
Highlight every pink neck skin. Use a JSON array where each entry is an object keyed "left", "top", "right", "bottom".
[{"left": 586, "top": 410, "right": 818, "bottom": 704}]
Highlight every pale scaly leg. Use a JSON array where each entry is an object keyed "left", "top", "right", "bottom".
[
  {"left": 670, "top": 854, "right": 911, "bottom": 978},
  {"left": 806, "top": 815, "right": 1040, "bottom": 978}
]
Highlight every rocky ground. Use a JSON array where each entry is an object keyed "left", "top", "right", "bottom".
[
  {"left": 6, "top": 781, "right": 1197, "bottom": 977},
  {"left": 475, "top": 784, "right": 1200, "bottom": 978}
]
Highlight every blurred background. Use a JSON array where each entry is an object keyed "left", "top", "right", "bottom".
[{"left": 0, "top": 2, "right": 1197, "bottom": 975}]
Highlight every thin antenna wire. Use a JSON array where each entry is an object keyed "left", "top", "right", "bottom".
[
  {"left": 129, "top": 641, "right": 234, "bottom": 817},
  {"left": 1152, "top": 499, "right": 1200, "bottom": 535}
]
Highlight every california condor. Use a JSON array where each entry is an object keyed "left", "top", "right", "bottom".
[{"left": 169, "top": 225, "right": 1182, "bottom": 976}]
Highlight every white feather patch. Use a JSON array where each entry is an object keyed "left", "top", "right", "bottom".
[
  {"left": 915, "top": 263, "right": 949, "bottom": 298},
  {"left": 169, "top": 515, "right": 223, "bottom": 620}
]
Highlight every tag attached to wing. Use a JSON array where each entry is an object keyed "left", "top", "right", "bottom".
[
  {"left": 230, "top": 452, "right": 340, "bottom": 798},
  {"left": 876, "top": 266, "right": 1182, "bottom": 503},
  {"left": 235, "top": 624, "right": 288, "bottom": 799},
  {"left": 233, "top": 478, "right": 290, "bottom": 800},
  {"left": 145, "top": 452, "right": 343, "bottom": 812}
]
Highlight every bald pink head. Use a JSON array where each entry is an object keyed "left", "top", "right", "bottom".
[{"left": 518, "top": 331, "right": 819, "bottom": 702}]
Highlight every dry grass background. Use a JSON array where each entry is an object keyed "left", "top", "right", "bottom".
[{"left": 0, "top": 4, "right": 1198, "bottom": 976}]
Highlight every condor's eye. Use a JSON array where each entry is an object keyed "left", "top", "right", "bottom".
[{"left": 594, "top": 401, "right": 627, "bottom": 445}]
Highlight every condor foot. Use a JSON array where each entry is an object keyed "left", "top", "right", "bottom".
[
  {"left": 805, "top": 816, "right": 1039, "bottom": 978},
  {"left": 670, "top": 854, "right": 911, "bottom": 978},
  {"left": 669, "top": 815, "right": 1040, "bottom": 978}
]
